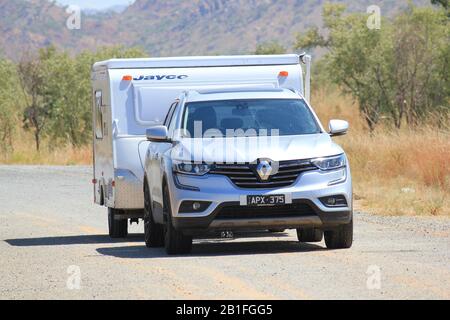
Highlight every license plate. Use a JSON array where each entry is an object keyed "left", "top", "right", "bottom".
[{"left": 242, "top": 194, "right": 292, "bottom": 207}]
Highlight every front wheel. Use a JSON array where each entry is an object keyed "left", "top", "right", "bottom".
[
  {"left": 108, "top": 208, "right": 128, "bottom": 239},
  {"left": 163, "top": 184, "right": 193, "bottom": 255},
  {"left": 324, "top": 219, "right": 353, "bottom": 249},
  {"left": 297, "top": 228, "right": 323, "bottom": 242},
  {"left": 144, "top": 181, "right": 164, "bottom": 248}
]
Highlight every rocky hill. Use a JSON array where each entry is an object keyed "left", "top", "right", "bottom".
[{"left": 0, "top": 0, "right": 428, "bottom": 59}]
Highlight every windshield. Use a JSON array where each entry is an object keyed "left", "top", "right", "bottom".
[{"left": 182, "top": 99, "right": 321, "bottom": 137}]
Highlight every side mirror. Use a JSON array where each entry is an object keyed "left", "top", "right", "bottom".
[
  {"left": 146, "top": 126, "right": 170, "bottom": 142},
  {"left": 329, "top": 120, "right": 349, "bottom": 137}
]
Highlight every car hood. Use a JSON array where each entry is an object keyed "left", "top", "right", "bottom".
[{"left": 172, "top": 134, "right": 344, "bottom": 163}]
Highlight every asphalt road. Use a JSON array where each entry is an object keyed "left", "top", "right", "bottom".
[{"left": 0, "top": 166, "right": 449, "bottom": 300}]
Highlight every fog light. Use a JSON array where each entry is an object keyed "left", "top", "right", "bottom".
[
  {"left": 179, "top": 201, "right": 212, "bottom": 213},
  {"left": 193, "top": 202, "right": 201, "bottom": 211},
  {"left": 319, "top": 195, "right": 348, "bottom": 208}
]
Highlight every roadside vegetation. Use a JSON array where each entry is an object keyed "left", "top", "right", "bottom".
[
  {"left": 314, "top": 88, "right": 449, "bottom": 216},
  {"left": 0, "top": 3, "right": 448, "bottom": 216}
]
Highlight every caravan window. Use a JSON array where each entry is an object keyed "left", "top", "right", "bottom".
[
  {"left": 95, "top": 91, "right": 103, "bottom": 139},
  {"left": 135, "top": 87, "right": 182, "bottom": 126}
]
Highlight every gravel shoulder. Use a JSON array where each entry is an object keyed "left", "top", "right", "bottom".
[{"left": 0, "top": 166, "right": 449, "bottom": 300}]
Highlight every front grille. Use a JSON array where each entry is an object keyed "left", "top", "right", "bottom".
[
  {"left": 215, "top": 203, "right": 317, "bottom": 220},
  {"left": 209, "top": 160, "right": 317, "bottom": 189}
]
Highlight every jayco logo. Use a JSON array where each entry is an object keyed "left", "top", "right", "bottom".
[{"left": 133, "top": 75, "right": 189, "bottom": 81}]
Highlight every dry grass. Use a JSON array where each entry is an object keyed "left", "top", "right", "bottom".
[
  {"left": 0, "top": 146, "right": 91, "bottom": 165},
  {"left": 342, "top": 131, "right": 449, "bottom": 216},
  {"left": 0, "top": 131, "right": 92, "bottom": 166},
  {"left": 313, "top": 87, "right": 450, "bottom": 216},
  {"left": 1, "top": 88, "right": 449, "bottom": 216}
]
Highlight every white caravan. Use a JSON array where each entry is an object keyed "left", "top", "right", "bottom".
[{"left": 91, "top": 54, "right": 311, "bottom": 237}]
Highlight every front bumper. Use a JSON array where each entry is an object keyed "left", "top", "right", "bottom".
[
  {"left": 167, "top": 167, "right": 352, "bottom": 233},
  {"left": 172, "top": 200, "right": 351, "bottom": 234}
]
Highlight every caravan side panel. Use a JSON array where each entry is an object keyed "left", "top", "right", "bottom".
[{"left": 92, "top": 69, "right": 115, "bottom": 208}]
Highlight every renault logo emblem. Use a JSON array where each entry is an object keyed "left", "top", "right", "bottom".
[{"left": 256, "top": 160, "right": 273, "bottom": 181}]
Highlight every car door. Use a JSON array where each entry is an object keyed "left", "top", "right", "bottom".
[{"left": 148, "top": 100, "right": 179, "bottom": 208}]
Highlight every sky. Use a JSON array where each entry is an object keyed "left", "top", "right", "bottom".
[{"left": 54, "top": 0, "right": 136, "bottom": 10}]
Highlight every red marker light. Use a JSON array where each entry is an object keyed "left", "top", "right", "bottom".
[
  {"left": 279, "top": 71, "right": 289, "bottom": 77},
  {"left": 122, "top": 75, "right": 133, "bottom": 81}
]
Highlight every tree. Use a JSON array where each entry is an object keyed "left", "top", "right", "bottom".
[
  {"left": 296, "top": 4, "right": 391, "bottom": 130},
  {"left": 16, "top": 45, "right": 148, "bottom": 150},
  {"left": 390, "top": 6, "right": 449, "bottom": 127},
  {"left": 254, "top": 41, "right": 286, "bottom": 55},
  {"left": 432, "top": 0, "right": 448, "bottom": 6},
  {"left": 17, "top": 47, "right": 59, "bottom": 151},
  {"left": 0, "top": 59, "right": 22, "bottom": 151},
  {"left": 49, "top": 46, "right": 147, "bottom": 147},
  {"left": 295, "top": 4, "right": 449, "bottom": 130}
]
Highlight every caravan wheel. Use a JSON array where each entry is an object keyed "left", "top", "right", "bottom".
[{"left": 108, "top": 208, "right": 128, "bottom": 239}]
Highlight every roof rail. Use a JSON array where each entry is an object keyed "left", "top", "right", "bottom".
[{"left": 194, "top": 87, "right": 285, "bottom": 95}]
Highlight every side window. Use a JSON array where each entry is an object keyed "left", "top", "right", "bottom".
[
  {"left": 164, "top": 101, "right": 178, "bottom": 127},
  {"left": 95, "top": 91, "right": 103, "bottom": 139},
  {"left": 168, "top": 102, "right": 180, "bottom": 135}
]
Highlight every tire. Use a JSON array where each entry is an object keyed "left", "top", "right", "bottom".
[
  {"left": 268, "top": 228, "right": 286, "bottom": 233},
  {"left": 324, "top": 219, "right": 353, "bottom": 249},
  {"left": 108, "top": 208, "right": 128, "bottom": 238},
  {"left": 144, "top": 180, "right": 164, "bottom": 248},
  {"left": 163, "top": 184, "right": 193, "bottom": 255},
  {"left": 297, "top": 228, "right": 324, "bottom": 243}
]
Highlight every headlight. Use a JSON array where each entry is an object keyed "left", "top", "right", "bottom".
[
  {"left": 173, "top": 161, "right": 211, "bottom": 176},
  {"left": 311, "top": 154, "right": 346, "bottom": 171}
]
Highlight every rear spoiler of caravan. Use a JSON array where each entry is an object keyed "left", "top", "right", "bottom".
[
  {"left": 299, "top": 53, "right": 311, "bottom": 103},
  {"left": 93, "top": 55, "right": 301, "bottom": 70}
]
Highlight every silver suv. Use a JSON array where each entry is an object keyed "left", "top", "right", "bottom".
[{"left": 143, "top": 88, "right": 353, "bottom": 254}]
